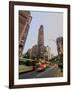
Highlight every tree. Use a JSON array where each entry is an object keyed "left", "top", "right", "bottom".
[{"left": 23, "top": 52, "right": 30, "bottom": 59}]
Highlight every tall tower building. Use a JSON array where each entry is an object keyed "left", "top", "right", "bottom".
[
  {"left": 19, "top": 11, "right": 32, "bottom": 56},
  {"left": 56, "top": 37, "right": 63, "bottom": 55},
  {"left": 38, "top": 25, "right": 44, "bottom": 59}
]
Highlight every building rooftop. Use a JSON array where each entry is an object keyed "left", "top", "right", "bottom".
[
  {"left": 19, "top": 11, "right": 31, "bottom": 18},
  {"left": 39, "top": 25, "right": 44, "bottom": 31}
]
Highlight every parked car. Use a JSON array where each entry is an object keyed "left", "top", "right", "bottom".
[{"left": 37, "top": 63, "right": 46, "bottom": 72}]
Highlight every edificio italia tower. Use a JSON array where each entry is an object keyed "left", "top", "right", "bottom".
[{"left": 38, "top": 25, "right": 44, "bottom": 59}]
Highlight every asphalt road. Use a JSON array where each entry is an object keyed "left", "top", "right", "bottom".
[{"left": 19, "top": 65, "right": 61, "bottom": 79}]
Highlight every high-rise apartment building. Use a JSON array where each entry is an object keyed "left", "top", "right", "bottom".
[
  {"left": 56, "top": 37, "right": 63, "bottom": 55},
  {"left": 19, "top": 11, "right": 32, "bottom": 56}
]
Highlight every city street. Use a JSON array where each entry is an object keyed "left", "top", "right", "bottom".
[
  {"left": 19, "top": 10, "right": 63, "bottom": 80},
  {"left": 19, "top": 65, "right": 62, "bottom": 79}
]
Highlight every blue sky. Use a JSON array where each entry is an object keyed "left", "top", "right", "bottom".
[{"left": 23, "top": 11, "right": 63, "bottom": 56}]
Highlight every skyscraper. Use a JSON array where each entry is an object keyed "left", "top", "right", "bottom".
[
  {"left": 56, "top": 37, "right": 63, "bottom": 55},
  {"left": 19, "top": 11, "right": 32, "bottom": 56},
  {"left": 38, "top": 25, "right": 44, "bottom": 59}
]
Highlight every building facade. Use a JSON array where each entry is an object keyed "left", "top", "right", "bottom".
[
  {"left": 31, "top": 45, "right": 38, "bottom": 59},
  {"left": 56, "top": 37, "right": 63, "bottom": 55},
  {"left": 38, "top": 25, "right": 44, "bottom": 59},
  {"left": 19, "top": 11, "right": 32, "bottom": 56},
  {"left": 44, "top": 46, "right": 51, "bottom": 61}
]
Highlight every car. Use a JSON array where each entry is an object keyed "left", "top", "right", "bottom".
[
  {"left": 37, "top": 63, "right": 46, "bottom": 72},
  {"left": 58, "top": 63, "right": 63, "bottom": 72}
]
